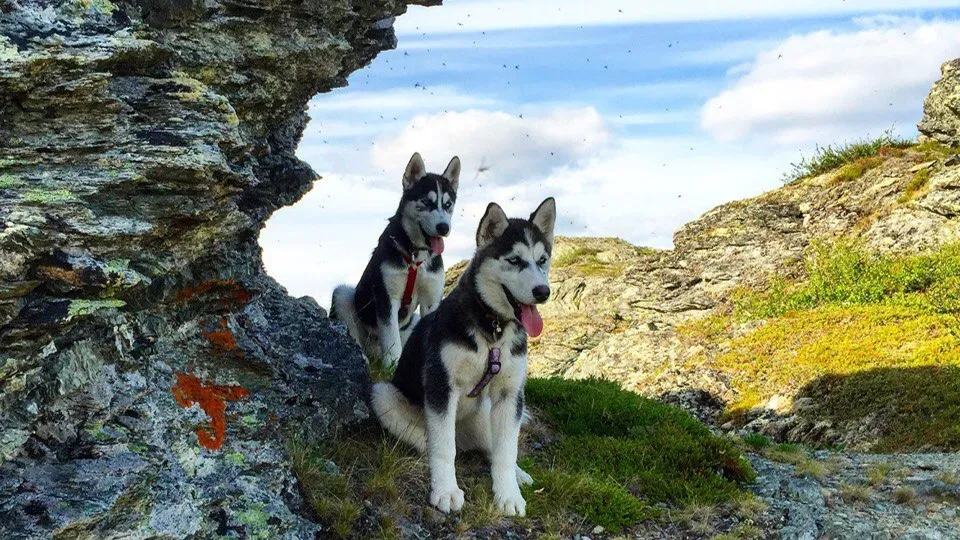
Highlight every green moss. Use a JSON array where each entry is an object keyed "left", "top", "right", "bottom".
[
  {"left": 830, "top": 156, "right": 884, "bottom": 184},
  {"left": 899, "top": 167, "right": 933, "bottom": 203},
  {"left": 22, "top": 189, "right": 76, "bottom": 203},
  {"left": 128, "top": 443, "right": 148, "bottom": 454},
  {"left": 68, "top": 299, "right": 126, "bottom": 317},
  {"left": 0, "top": 174, "right": 23, "bottom": 189},
  {"left": 225, "top": 452, "right": 245, "bottom": 466},
  {"left": 236, "top": 504, "right": 278, "bottom": 540},
  {"left": 914, "top": 140, "right": 955, "bottom": 158}
]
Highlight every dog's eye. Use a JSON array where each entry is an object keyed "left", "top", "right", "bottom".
[
  {"left": 506, "top": 256, "right": 522, "bottom": 265},
  {"left": 443, "top": 201, "right": 453, "bottom": 210},
  {"left": 538, "top": 256, "right": 547, "bottom": 266}
]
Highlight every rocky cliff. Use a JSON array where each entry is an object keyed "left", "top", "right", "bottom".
[{"left": 0, "top": 1, "right": 433, "bottom": 537}]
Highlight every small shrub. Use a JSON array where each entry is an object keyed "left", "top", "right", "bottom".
[
  {"left": 892, "top": 486, "right": 916, "bottom": 504},
  {"left": 742, "top": 433, "right": 771, "bottom": 450},
  {"left": 866, "top": 464, "right": 890, "bottom": 487},
  {"left": 782, "top": 132, "right": 912, "bottom": 184},
  {"left": 794, "top": 459, "right": 831, "bottom": 480},
  {"left": 839, "top": 483, "right": 872, "bottom": 504}
]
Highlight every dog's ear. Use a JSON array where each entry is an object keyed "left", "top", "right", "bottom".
[
  {"left": 442, "top": 156, "right": 461, "bottom": 191},
  {"left": 476, "top": 202, "right": 509, "bottom": 249},
  {"left": 530, "top": 197, "right": 556, "bottom": 245},
  {"left": 402, "top": 152, "right": 426, "bottom": 191}
]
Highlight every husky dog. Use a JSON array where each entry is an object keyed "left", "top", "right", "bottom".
[
  {"left": 371, "top": 197, "right": 556, "bottom": 517},
  {"left": 331, "top": 153, "right": 461, "bottom": 368}
]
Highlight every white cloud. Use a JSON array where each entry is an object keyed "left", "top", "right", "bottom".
[
  {"left": 369, "top": 107, "right": 612, "bottom": 186},
  {"left": 263, "top": 132, "right": 793, "bottom": 304},
  {"left": 700, "top": 18, "right": 960, "bottom": 144},
  {"left": 397, "top": 1, "right": 960, "bottom": 35}
]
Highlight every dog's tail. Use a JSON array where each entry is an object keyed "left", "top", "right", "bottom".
[
  {"left": 331, "top": 284, "right": 362, "bottom": 337},
  {"left": 371, "top": 382, "right": 426, "bottom": 452}
]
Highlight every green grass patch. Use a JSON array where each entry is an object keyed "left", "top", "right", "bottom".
[
  {"left": 526, "top": 378, "right": 753, "bottom": 511},
  {"left": 830, "top": 156, "right": 884, "bottom": 184},
  {"left": 782, "top": 132, "right": 912, "bottom": 184},
  {"left": 551, "top": 245, "right": 624, "bottom": 277},
  {"left": 289, "top": 378, "right": 753, "bottom": 537},
  {"left": 914, "top": 140, "right": 956, "bottom": 159},
  {"left": 734, "top": 241, "right": 960, "bottom": 319},
  {"left": 741, "top": 433, "right": 772, "bottom": 450}
]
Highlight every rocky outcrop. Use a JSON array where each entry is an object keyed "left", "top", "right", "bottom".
[
  {"left": 0, "top": 1, "right": 431, "bottom": 537},
  {"left": 919, "top": 59, "right": 960, "bottom": 147}
]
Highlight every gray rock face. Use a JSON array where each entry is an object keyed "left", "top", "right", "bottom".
[
  {"left": 919, "top": 59, "right": 960, "bottom": 147},
  {"left": 0, "top": 1, "right": 427, "bottom": 537}
]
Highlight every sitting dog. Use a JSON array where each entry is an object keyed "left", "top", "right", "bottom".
[
  {"left": 371, "top": 197, "right": 556, "bottom": 517},
  {"left": 331, "top": 152, "right": 460, "bottom": 368}
]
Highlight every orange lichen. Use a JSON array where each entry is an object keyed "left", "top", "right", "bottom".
[
  {"left": 202, "top": 318, "right": 240, "bottom": 354},
  {"left": 175, "top": 279, "right": 253, "bottom": 306},
  {"left": 171, "top": 372, "right": 250, "bottom": 450}
]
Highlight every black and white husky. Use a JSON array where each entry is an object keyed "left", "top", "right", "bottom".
[
  {"left": 371, "top": 197, "right": 556, "bottom": 517},
  {"left": 331, "top": 153, "right": 461, "bottom": 368}
]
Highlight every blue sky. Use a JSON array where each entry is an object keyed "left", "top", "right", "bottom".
[{"left": 261, "top": 1, "right": 960, "bottom": 302}]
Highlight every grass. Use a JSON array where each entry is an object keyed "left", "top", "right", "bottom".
[
  {"left": 866, "top": 464, "right": 891, "bottom": 487},
  {"left": 733, "top": 241, "right": 960, "bottom": 320},
  {"left": 781, "top": 132, "right": 913, "bottom": 184},
  {"left": 839, "top": 483, "right": 872, "bottom": 504},
  {"left": 892, "top": 486, "right": 916, "bottom": 504},
  {"left": 830, "top": 156, "right": 884, "bottom": 185},
  {"left": 694, "top": 242, "right": 960, "bottom": 451},
  {"left": 742, "top": 433, "right": 772, "bottom": 450},
  {"left": 289, "top": 377, "right": 754, "bottom": 537}
]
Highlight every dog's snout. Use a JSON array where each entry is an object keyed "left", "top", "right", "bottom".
[
  {"left": 532, "top": 285, "right": 550, "bottom": 303},
  {"left": 435, "top": 223, "right": 450, "bottom": 236}
]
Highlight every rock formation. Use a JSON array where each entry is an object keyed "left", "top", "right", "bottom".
[
  {"left": 919, "top": 58, "right": 960, "bottom": 148},
  {"left": 0, "top": 1, "right": 433, "bottom": 537}
]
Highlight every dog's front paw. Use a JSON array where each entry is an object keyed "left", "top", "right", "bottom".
[
  {"left": 494, "top": 487, "right": 526, "bottom": 517},
  {"left": 516, "top": 465, "right": 533, "bottom": 486},
  {"left": 430, "top": 485, "right": 465, "bottom": 513}
]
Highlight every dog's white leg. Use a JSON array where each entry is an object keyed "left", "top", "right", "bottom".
[
  {"left": 489, "top": 390, "right": 526, "bottom": 516},
  {"left": 425, "top": 393, "right": 464, "bottom": 513},
  {"left": 377, "top": 299, "right": 403, "bottom": 369}
]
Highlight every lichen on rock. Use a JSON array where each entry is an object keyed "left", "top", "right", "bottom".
[{"left": 0, "top": 0, "right": 430, "bottom": 537}]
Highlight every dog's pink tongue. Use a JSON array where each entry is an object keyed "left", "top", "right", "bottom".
[
  {"left": 519, "top": 304, "right": 544, "bottom": 337},
  {"left": 429, "top": 236, "right": 445, "bottom": 255}
]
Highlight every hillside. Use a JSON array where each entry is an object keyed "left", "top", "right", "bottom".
[{"left": 448, "top": 61, "right": 960, "bottom": 454}]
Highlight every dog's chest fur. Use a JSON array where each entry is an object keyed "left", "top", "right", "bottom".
[{"left": 442, "top": 323, "right": 527, "bottom": 404}]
